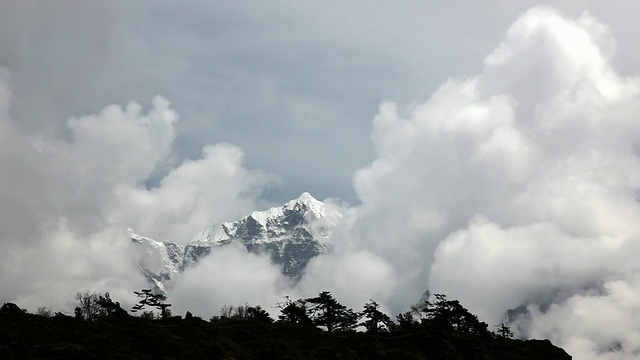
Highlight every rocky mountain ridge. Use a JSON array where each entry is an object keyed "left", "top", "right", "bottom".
[{"left": 131, "top": 193, "right": 343, "bottom": 291}]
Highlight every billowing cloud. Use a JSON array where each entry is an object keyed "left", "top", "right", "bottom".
[
  {"left": 2, "top": 4, "right": 640, "bottom": 359},
  {"left": 170, "top": 242, "right": 291, "bottom": 318},
  {"left": 300, "top": 7, "right": 640, "bottom": 359},
  {"left": 0, "top": 70, "right": 277, "bottom": 312},
  {"left": 526, "top": 276, "right": 640, "bottom": 359}
]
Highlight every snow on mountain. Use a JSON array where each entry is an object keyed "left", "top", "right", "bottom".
[
  {"left": 131, "top": 193, "right": 343, "bottom": 290},
  {"left": 129, "top": 228, "right": 183, "bottom": 293}
]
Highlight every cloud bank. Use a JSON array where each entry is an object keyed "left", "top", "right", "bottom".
[
  {"left": 169, "top": 242, "right": 290, "bottom": 318},
  {"left": 300, "top": 7, "right": 640, "bottom": 359},
  {"left": 0, "top": 73, "right": 277, "bottom": 312},
  {"left": 1, "top": 5, "right": 639, "bottom": 360}
]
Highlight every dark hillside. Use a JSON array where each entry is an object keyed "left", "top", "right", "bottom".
[{"left": 0, "top": 307, "right": 570, "bottom": 360}]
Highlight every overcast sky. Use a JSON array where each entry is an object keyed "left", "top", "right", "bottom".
[
  {"left": 2, "top": 2, "right": 640, "bottom": 359},
  {"left": 3, "top": 1, "right": 639, "bottom": 204}
]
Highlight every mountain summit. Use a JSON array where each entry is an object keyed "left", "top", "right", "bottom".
[{"left": 131, "top": 193, "right": 343, "bottom": 291}]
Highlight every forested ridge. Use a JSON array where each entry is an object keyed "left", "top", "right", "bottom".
[{"left": 0, "top": 292, "right": 571, "bottom": 359}]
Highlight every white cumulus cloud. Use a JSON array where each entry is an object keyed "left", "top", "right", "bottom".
[
  {"left": 0, "top": 72, "right": 277, "bottom": 312},
  {"left": 299, "top": 8, "right": 640, "bottom": 359}
]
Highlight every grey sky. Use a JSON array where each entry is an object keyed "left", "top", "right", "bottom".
[
  {"left": 2, "top": 3, "right": 640, "bottom": 359},
  {"left": 6, "top": 1, "right": 638, "bottom": 204}
]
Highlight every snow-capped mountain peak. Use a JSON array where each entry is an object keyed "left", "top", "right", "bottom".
[
  {"left": 132, "top": 193, "right": 343, "bottom": 289},
  {"left": 283, "top": 192, "right": 328, "bottom": 220}
]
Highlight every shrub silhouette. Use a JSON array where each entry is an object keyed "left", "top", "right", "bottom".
[
  {"left": 74, "top": 291, "right": 129, "bottom": 320},
  {"left": 0, "top": 302, "right": 24, "bottom": 314}
]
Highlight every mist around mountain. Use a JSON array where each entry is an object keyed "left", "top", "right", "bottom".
[
  {"left": 131, "top": 192, "right": 343, "bottom": 292},
  {"left": 1, "top": 191, "right": 575, "bottom": 358}
]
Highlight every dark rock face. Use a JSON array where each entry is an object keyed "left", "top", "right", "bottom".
[
  {"left": 234, "top": 216, "right": 264, "bottom": 242},
  {"left": 181, "top": 243, "right": 212, "bottom": 271}
]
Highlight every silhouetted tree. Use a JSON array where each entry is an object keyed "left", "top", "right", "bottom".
[
  {"left": 215, "top": 304, "right": 271, "bottom": 323},
  {"left": 396, "top": 303, "right": 424, "bottom": 331},
  {"left": 218, "top": 305, "right": 235, "bottom": 319},
  {"left": 277, "top": 296, "right": 312, "bottom": 325},
  {"left": 131, "top": 289, "right": 172, "bottom": 320},
  {"left": 306, "top": 291, "right": 357, "bottom": 333},
  {"left": 422, "top": 294, "right": 490, "bottom": 337},
  {"left": 396, "top": 311, "right": 419, "bottom": 330},
  {"left": 359, "top": 299, "right": 394, "bottom": 333},
  {"left": 75, "top": 291, "right": 129, "bottom": 320},
  {"left": 219, "top": 304, "right": 249, "bottom": 320},
  {"left": 495, "top": 323, "right": 514, "bottom": 339},
  {"left": 247, "top": 305, "right": 273, "bottom": 323},
  {"left": 96, "top": 292, "right": 129, "bottom": 318},
  {"left": 74, "top": 291, "right": 103, "bottom": 321}
]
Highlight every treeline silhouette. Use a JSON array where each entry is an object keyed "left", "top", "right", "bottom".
[{"left": 0, "top": 290, "right": 571, "bottom": 359}]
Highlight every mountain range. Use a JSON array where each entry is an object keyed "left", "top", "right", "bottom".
[{"left": 130, "top": 192, "right": 343, "bottom": 291}]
